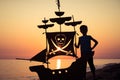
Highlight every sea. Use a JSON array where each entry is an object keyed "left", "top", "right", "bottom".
[{"left": 0, "top": 59, "right": 120, "bottom": 80}]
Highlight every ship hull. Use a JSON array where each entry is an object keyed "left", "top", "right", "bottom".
[{"left": 30, "top": 58, "right": 86, "bottom": 80}]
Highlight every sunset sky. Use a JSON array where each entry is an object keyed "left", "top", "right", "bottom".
[{"left": 0, "top": 0, "right": 120, "bottom": 59}]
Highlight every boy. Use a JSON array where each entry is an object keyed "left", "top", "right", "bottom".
[{"left": 75, "top": 25, "right": 98, "bottom": 80}]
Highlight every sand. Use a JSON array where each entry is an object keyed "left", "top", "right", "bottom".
[{"left": 86, "top": 63, "right": 120, "bottom": 80}]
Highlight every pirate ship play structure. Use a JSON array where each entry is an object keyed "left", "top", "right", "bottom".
[{"left": 29, "top": 0, "right": 85, "bottom": 80}]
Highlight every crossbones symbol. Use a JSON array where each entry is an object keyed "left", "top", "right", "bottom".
[{"left": 49, "top": 39, "right": 73, "bottom": 55}]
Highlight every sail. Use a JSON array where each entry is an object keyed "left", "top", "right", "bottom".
[
  {"left": 46, "top": 32, "right": 77, "bottom": 59},
  {"left": 30, "top": 49, "right": 47, "bottom": 63}
]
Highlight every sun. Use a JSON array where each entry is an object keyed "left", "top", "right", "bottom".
[{"left": 56, "top": 59, "right": 61, "bottom": 69}]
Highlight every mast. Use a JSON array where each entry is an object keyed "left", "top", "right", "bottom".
[
  {"left": 50, "top": 0, "right": 71, "bottom": 32},
  {"left": 57, "top": 0, "right": 61, "bottom": 32},
  {"left": 56, "top": 0, "right": 60, "bottom": 12},
  {"left": 65, "top": 16, "right": 82, "bottom": 58},
  {"left": 38, "top": 18, "right": 54, "bottom": 68}
]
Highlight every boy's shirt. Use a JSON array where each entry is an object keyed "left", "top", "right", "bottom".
[{"left": 79, "top": 35, "right": 92, "bottom": 54}]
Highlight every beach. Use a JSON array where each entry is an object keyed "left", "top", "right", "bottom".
[{"left": 86, "top": 63, "right": 120, "bottom": 80}]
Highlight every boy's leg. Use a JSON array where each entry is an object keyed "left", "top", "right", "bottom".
[
  {"left": 88, "top": 57, "right": 96, "bottom": 79},
  {"left": 81, "top": 56, "right": 87, "bottom": 80}
]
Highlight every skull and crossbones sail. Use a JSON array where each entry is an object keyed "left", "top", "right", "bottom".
[{"left": 46, "top": 32, "right": 77, "bottom": 59}]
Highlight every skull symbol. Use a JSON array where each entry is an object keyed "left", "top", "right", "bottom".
[{"left": 55, "top": 34, "right": 66, "bottom": 47}]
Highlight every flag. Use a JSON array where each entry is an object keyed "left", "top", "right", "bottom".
[{"left": 56, "top": 0, "right": 60, "bottom": 10}]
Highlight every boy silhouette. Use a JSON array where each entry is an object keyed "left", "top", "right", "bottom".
[{"left": 75, "top": 25, "right": 98, "bottom": 80}]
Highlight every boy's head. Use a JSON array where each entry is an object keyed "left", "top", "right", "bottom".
[{"left": 80, "top": 25, "right": 88, "bottom": 35}]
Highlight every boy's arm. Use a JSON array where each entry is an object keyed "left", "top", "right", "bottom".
[
  {"left": 91, "top": 36, "right": 98, "bottom": 50},
  {"left": 75, "top": 37, "right": 80, "bottom": 48},
  {"left": 75, "top": 43, "right": 79, "bottom": 48}
]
